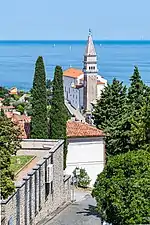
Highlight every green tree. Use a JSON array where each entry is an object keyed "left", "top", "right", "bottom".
[
  {"left": 30, "top": 56, "right": 48, "bottom": 139},
  {"left": 94, "top": 78, "right": 127, "bottom": 131},
  {"left": 0, "top": 115, "right": 21, "bottom": 199},
  {"left": 130, "top": 95, "right": 150, "bottom": 151},
  {"left": 73, "top": 167, "right": 91, "bottom": 188},
  {"left": 0, "top": 86, "right": 8, "bottom": 98},
  {"left": 94, "top": 78, "right": 128, "bottom": 156},
  {"left": 46, "top": 79, "right": 53, "bottom": 105},
  {"left": 128, "top": 66, "right": 145, "bottom": 110},
  {"left": 2, "top": 97, "right": 11, "bottom": 106},
  {"left": 92, "top": 150, "right": 150, "bottom": 225},
  {"left": 16, "top": 103, "right": 25, "bottom": 114},
  {"left": 49, "top": 66, "right": 68, "bottom": 169}
]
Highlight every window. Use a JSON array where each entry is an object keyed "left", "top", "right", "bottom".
[
  {"left": 51, "top": 155, "right": 53, "bottom": 164},
  {"left": 51, "top": 181, "right": 53, "bottom": 194},
  {"left": 45, "top": 160, "right": 49, "bottom": 200},
  {"left": 45, "top": 183, "right": 50, "bottom": 199}
]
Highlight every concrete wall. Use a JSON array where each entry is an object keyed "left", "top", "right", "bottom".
[
  {"left": 1, "top": 140, "right": 71, "bottom": 225},
  {"left": 66, "top": 137, "right": 105, "bottom": 186}
]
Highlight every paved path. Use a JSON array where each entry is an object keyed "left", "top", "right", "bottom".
[
  {"left": 45, "top": 194, "right": 102, "bottom": 225},
  {"left": 65, "top": 100, "right": 85, "bottom": 122}
]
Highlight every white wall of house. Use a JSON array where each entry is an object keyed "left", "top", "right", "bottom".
[
  {"left": 63, "top": 76, "right": 84, "bottom": 110},
  {"left": 66, "top": 137, "right": 105, "bottom": 186},
  {"left": 97, "top": 84, "right": 105, "bottom": 99},
  {"left": 63, "top": 76, "right": 79, "bottom": 109}
]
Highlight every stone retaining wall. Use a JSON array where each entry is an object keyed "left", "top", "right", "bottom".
[{"left": 1, "top": 139, "right": 71, "bottom": 225}]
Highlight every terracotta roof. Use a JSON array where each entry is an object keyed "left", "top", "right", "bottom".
[
  {"left": 5, "top": 111, "right": 13, "bottom": 118},
  {"left": 67, "top": 121, "right": 104, "bottom": 138},
  {"left": 5, "top": 112, "right": 31, "bottom": 139},
  {"left": 0, "top": 105, "right": 15, "bottom": 109},
  {"left": 63, "top": 68, "right": 83, "bottom": 78},
  {"left": 10, "top": 87, "right": 17, "bottom": 91},
  {"left": 97, "top": 81, "right": 105, "bottom": 85}
]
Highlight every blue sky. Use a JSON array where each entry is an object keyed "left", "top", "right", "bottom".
[{"left": 0, "top": 0, "right": 150, "bottom": 40}]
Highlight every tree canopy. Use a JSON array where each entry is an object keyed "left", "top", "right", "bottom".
[
  {"left": 49, "top": 66, "right": 68, "bottom": 169},
  {"left": 92, "top": 66, "right": 150, "bottom": 224},
  {"left": 30, "top": 56, "right": 48, "bottom": 139},
  {"left": 0, "top": 114, "right": 21, "bottom": 199},
  {"left": 92, "top": 150, "right": 150, "bottom": 225},
  {"left": 94, "top": 67, "right": 150, "bottom": 156},
  {"left": 94, "top": 78, "right": 127, "bottom": 131}
]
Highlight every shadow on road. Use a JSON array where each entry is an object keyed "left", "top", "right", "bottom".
[{"left": 76, "top": 204, "right": 100, "bottom": 218}]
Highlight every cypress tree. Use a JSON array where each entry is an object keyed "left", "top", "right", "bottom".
[
  {"left": 49, "top": 66, "right": 68, "bottom": 169},
  {"left": 31, "top": 56, "right": 48, "bottom": 139}
]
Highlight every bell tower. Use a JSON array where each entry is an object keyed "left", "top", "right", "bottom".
[{"left": 83, "top": 29, "right": 98, "bottom": 112}]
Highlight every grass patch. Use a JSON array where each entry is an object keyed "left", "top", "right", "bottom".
[{"left": 10, "top": 155, "right": 34, "bottom": 174}]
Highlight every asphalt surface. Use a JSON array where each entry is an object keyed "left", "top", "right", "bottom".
[{"left": 45, "top": 194, "right": 102, "bottom": 225}]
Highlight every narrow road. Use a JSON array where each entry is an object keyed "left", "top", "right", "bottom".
[{"left": 45, "top": 195, "right": 102, "bottom": 225}]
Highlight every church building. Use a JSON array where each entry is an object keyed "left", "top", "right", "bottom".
[{"left": 63, "top": 30, "right": 107, "bottom": 112}]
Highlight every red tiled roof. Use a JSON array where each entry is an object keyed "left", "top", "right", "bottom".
[
  {"left": 67, "top": 121, "right": 104, "bottom": 138},
  {"left": 97, "top": 81, "right": 105, "bottom": 85},
  {"left": 5, "top": 112, "right": 31, "bottom": 139},
  {"left": 0, "top": 105, "right": 15, "bottom": 109},
  {"left": 5, "top": 111, "right": 13, "bottom": 118},
  {"left": 63, "top": 68, "right": 83, "bottom": 78}
]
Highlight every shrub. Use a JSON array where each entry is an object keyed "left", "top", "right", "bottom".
[{"left": 73, "top": 167, "right": 91, "bottom": 188}]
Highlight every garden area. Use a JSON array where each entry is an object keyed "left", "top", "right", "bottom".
[{"left": 10, "top": 155, "right": 34, "bottom": 174}]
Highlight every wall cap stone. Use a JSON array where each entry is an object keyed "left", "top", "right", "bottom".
[{"left": 16, "top": 180, "right": 25, "bottom": 188}]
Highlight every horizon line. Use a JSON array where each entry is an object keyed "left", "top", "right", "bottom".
[{"left": 0, "top": 39, "right": 150, "bottom": 42}]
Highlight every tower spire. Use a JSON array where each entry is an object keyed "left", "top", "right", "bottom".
[
  {"left": 89, "top": 28, "right": 92, "bottom": 36},
  {"left": 83, "top": 30, "right": 98, "bottom": 113},
  {"left": 85, "top": 29, "right": 96, "bottom": 56}
]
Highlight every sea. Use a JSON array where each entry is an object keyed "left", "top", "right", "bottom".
[{"left": 0, "top": 40, "right": 150, "bottom": 91}]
